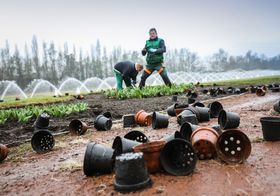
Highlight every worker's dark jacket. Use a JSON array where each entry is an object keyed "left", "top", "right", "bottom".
[{"left": 114, "top": 61, "right": 138, "bottom": 85}]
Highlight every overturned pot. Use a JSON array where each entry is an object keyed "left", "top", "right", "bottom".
[
  {"left": 94, "top": 115, "right": 112, "bottom": 131},
  {"left": 273, "top": 101, "right": 280, "bottom": 113},
  {"left": 162, "top": 131, "right": 183, "bottom": 143},
  {"left": 123, "top": 114, "right": 136, "bottom": 128},
  {"left": 34, "top": 113, "right": 50, "bottom": 130},
  {"left": 152, "top": 112, "right": 169, "bottom": 129},
  {"left": 133, "top": 140, "right": 166, "bottom": 173},
  {"left": 260, "top": 117, "right": 280, "bottom": 141},
  {"left": 0, "top": 144, "right": 9, "bottom": 162},
  {"left": 112, "top": 136, "right": 141, "bottom": 157},
  {"left": 208, "top": 101, "right": 223, "bottom": 118},
  {"left": 193, "top": 106, "right": 210, "bottom": 122},
  {"left": 190, "top": 127, "right": 219, "bottom": 160},
  {"left": 256, "top": 86, "right": 266, "bottom": 96},
  {"left": 124, "top": 130, "right": 149, "bottom": 143},
  {"left": 83, "top": 142, "right": 114, "bottom": 176},
  {"left": 69, "top": 119, "right": 88, "bottom": 135},
  {"left": 180, "top": 122, "right": 199, "bottom": 141},
  {"left": 160, "top": 139, "right": 197, "bottom": 176},
  {"left": 135, "top": 110, "right": 152, "bottom": 126},
  {"left": 31, "top": 130, "right": 55, "bottom": 153},
  {"left": 218, "top": 110, "right": 240, "bottom": 129},
  {"left": 216, "top": 129, "right": 251, "bottom": 164},
  {"left": 114, "top": 152, "right": 152, "bottom": 193},
  {"left": 193, "top": 102, "right": 205, "bottom": 108}
]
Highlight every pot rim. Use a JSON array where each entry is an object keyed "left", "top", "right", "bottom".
[
  {"left": 260, "top": 116, "right": 280, "bottom": 123},
  {"left": 190, "top": 127, "right": 219, "bottom": 141},
  {"left": 133, "top": 140, "right": 166, "bottom": 153}
]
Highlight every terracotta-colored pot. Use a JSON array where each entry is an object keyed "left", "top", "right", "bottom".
[
  {"left": 216, "top": 129, "right": 251, "bottom": 164},
  {"left": 133, "top": 140, "right": 166, "bottom": 173},
  {"left": 0, "top": 144, "right": 9, "bottom": 162},
  {"left": 256, "top": 86, "right": 266, "bottom": 96},
  {"left": 135, "top": 110, "right": 152, "bottom": 126},
  {"left": 190, "top": 127, "right": 219, "bottom": 160}
]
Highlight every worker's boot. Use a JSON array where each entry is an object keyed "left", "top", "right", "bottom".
[{"left": 139, "top": 71, "right": 151, "bottom": 89}]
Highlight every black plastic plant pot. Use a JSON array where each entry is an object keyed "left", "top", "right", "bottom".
[
  {"left": 112, "top": 136, "right": 141, "bottom": 157},
  {"left": 123, "top": 114, "right": 136, "bottom": 128},
  {"left": 218, "top": 110, "right": 240, "bottom": 129},
  {"left": 124, "top": 130, "right": 149, "bottom": 143},
  {"left": 202, "top": 89, "right": 208, "bottom": 94},
  {"left": 208, "top": 101, "right": 223, "bottom": 118},
  {"left": 160, "top": 139, "right": 197, "bottom": 176},
  {"left": 162, "top": 131, "right": 183, "bottom": 142},
  {"left": 31, "top": 130, "right": 55, "bottom": 153},
  {"left": 271, "top": 87, "right": 280, "bottom": 92},
  {"left": 180, "top": 122, "right": 199, "bottom": 141},
  {"left": 152, "top": 112, "right": 169, "bottom": 129},
  {"left": 193, "top": 102, "right": 205, "bottom": 108},
  {"left": 190, "top": 92, "right": 198, "bottom": 99},
  {"left": 103, "top": 111, "right": 112, "bottom": 119},
  {"left": 274, "top": 101, "right": 280, "bottom": 113},
  {"left": 249, "top": 86, "right": 257, "bottom": 93},
  {"left": 260, "top": 117, "right": 280, "bottom": 141},
  {"left": 94, "top": 115, "right": 112, "bottom": 131},
  {"left": 69, "top": 119, "right": 88, "bottom": 135},
  {"left": 34, "top": 113, "right": 50, "bottom": 130},
  {"left": 177, "top": 109, "right": 197, "bottom": 125},
  {"left": 167, "top": 103, "right": 178, "bottom": 117},
  {"left": 216, "top": 129, "right": 251, "bottom": 164},
  {"left": 172, "top": 95, "right": 178, "bottom": 102},
  {"left": 114, "top": 152, "right": 151, "bottom": 193},
  {"left": 83, "top": 142, "right": 114, "bottom": 176},
  {"left": 194, "top": 107, "right": 210, "bottom": 122},
  {"left": 188, "top": 98, "right": 196, "bottom": 104},
  {"left": 234, "top": 88, "right": 241, "bottom": 94},
  {"left": 180, "top": 114, "right": 199, "bottom": 125},
  {"left": 210, "top": 124, "right": 223, "bottom": 135}
]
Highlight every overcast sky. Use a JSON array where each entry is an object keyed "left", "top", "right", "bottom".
[{"left": 0, "top": 0, "right": 279, "bottom": 57}]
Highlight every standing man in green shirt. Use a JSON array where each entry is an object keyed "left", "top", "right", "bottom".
[{"left": 139, "top": 28, "right": 172, "bottom": 88}]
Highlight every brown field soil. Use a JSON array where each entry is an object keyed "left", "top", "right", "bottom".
[{"left": 0, "top": 91, "right": 280, "bottom": 195}]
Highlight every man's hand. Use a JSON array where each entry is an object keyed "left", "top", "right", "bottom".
[
  {"left": 141, "top": 49, "right": 147, "bottom": 56},
  {"left": 148, "top": 48, "right": 157, "bottom": 53}
]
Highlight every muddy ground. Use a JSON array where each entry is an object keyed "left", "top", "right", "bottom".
[{"left": 0, "top": 91, "right": 280, "bottom": 195}]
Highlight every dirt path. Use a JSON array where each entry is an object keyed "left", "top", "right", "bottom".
[{"left": 0, "top": 92, "right": 280, "bottom": 195}]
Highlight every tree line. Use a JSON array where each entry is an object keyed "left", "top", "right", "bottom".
[{"left": 0, "top": 35, "right": 279, "bottom": 88}]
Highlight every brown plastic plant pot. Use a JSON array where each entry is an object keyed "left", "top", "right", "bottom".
[
  {"left": 123, "top": 114, "right": 136, "bottom": 128},
  {"left": 124, "top": 130, "right": 149, "bottom": 143},
  {"left": 190, "top": 127, "right": 219, "bottom": 160},
  {"left": 216, "top": 129, "right": 251, "bottom": 164},
  {"left": 135, "top": 110, "right": 152, "bottom": 126},
  {"left": 273, "top": 101, "right": 280, "bottom": 113},
  {"left": 133, "top": 140, "right": 166, "bottom": 173},
  {"left": 0, "top": 144, "right": 9, "bottom": 162},
  {"left": 175, "top": 104, "right": 189, "bottom": 116},
  {"left": 256, "top": 86, "right": 266, "bottom": 96},
  {"left": 69, "top": 119, "right": 88, "bottom": 135}
]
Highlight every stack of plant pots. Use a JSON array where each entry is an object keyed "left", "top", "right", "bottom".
[{"left": 31, "top": 113, "right": 55, "bottom": 153}]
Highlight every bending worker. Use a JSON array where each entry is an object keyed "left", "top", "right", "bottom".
[
  {"left": 114, "top": 61, "right": 143, "bottom": 90},
  {"left": 139, "top": 28, "right": 172, "bottom": 88}
]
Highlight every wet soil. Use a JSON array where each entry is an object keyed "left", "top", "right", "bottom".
[{"left": 0, "top": 91, "right": 280, "bottom": 195}]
